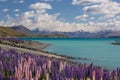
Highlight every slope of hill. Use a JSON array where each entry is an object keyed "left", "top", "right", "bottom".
[
  {"left": 10, "top": 25, "right": 33, "bottom": 34},
  {"left": 0, "top": 26, "right": 68, "bottom": 38},
  {"left": 0, "top": 26, "right": 28, "bottom": 37}
]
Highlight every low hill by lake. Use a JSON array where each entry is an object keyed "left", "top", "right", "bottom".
[{"left": 0, "top": 26, "right": 68, "bottom": 38}]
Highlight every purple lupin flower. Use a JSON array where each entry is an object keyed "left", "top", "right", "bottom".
[{"left": 92, "top": 70, "right": 96, "bottom": 80}]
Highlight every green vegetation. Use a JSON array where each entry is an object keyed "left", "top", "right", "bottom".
[
  {"left": 0, "top": 26, "right": 28, "bottom": 37},
  {"left": 0, "top": 26, "right": 68, "bottom": 38}
]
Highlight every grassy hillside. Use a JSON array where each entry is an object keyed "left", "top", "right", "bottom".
[
  {"left": 0, "top": 26, "right": 28, "bottom": 37},
  {"left": 0, "top": 26, "right": 68, "bottom": 38}
]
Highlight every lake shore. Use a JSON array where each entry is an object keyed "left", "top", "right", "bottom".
[
  {"left": 1, "top": 38, "right": 115, "bottom": 70},
  {"left": 0, "top": 38, "right": 90, "bottom": 61},
  {"left": 0, "top": 38, "right": 66, "bottom": 59}
]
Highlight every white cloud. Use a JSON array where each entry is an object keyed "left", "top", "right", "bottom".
[
  {"left": 72, "top": 0, "right": 120, "bottom": 32},
  {"left": 0, "top": 0, "right": 7, "bottom": 2},
  {"left": 43, "top": 0, "right": 62, "bottom": 2},
  {"left": 72, "top": 0, "right": 109, "bottom": 5},
  {"left": 2, "top": 12, "right": 120, "bottom": 32},
  {"left": 30, "top": 2, "right": 52, "bottom": 10},
  {"left": 3, "top": 10, "right": 120, "bottom": 32},
  {"left": 15, "top": 14, "right": 19, "bottom": 17},
  {"left": 43, "top": 0, "right": 54, "bottom": 2},
  {"left": 90, "top": 17, "right": 94, "bottom": 20},
  {"left": 75, "top": 14, "right": 88, "bottom": 20},
  {"left": 83, "top": 1, "right": 120, "bottom": 16},
  {"left": 1, "top": 2, "right": 120, "bottom": 32},
  {"left": 0, "top": 21, "right": 4, "bottom": 25},
  {"left": 19, "top": 0, "right": 24, "bottom": 3},
  {"left": 2, "top": 8, "right": 9, "bottom": 12},
  {"left": 73, "top": 0, "right": 120, "bottom": 19},
  {"left": 14, "top": 9, "right": 20, "bottom": 12}
]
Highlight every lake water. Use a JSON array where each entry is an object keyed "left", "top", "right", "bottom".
[{"left": 20, "top": 38, "right": 120, "bottom": 70}]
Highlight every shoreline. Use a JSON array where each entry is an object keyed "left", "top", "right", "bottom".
[
  {"left": 0, "top": 43, "right": 65, "bottom": 59},
  {"left": 0, "top": 38, "right": 82, "bottom": 64},
  {"left": 0, "top": 41, "right": 110, "bottom": 71},
  {"left": 0, "top": 38, "right": 109, "bottom": 69},
  {"left": 0, "top": 38, "right": 90, "bottom": 61},
  {"left": 0, "top": 42, "right": 82, "bottom": 66},
  {"left": 0, "top": 38, "right": 115, "bottom": 72}
]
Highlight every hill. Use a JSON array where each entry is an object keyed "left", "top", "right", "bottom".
[
  {"left": 0, "top": 26, "right": 68, "bottom": 38},
  {"left": 10, "top": 25, "right": 33, "bottom": 34},
  {"left": 0, "top": 26, "right": 29, "bottom": 37}
]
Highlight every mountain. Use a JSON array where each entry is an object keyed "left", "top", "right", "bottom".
[
  {"left": 32, "top": 29, "right": 113, "bottom": 38},
  {"left": 10, "top": 25, "right": 33, "bottom": 34},
  {"left": 106, "top": 31, "right": 120, "bottom": 38},
  {"left": 58, "top": 31, "right": 112, "bottom": 38},
  {"left": 33, "top": 29, "right": 120, "bottom": 38}
]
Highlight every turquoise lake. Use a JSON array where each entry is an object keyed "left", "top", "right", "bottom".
[{"left": 20, "top": 38, "right": 120, "bottom": 70}]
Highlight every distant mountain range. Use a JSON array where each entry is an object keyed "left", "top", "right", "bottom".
[
  {"left": 31, "top": 27, "right": 120, "bottom": 38},
  {"left": 0, "top": 25, "right": 120, "bottom": 38},
  {"left": 42, "top": 31, "right": 117, "bottom": 38}
]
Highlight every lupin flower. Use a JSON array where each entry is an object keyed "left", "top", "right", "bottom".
[
  {"left": 86, "top": 77, "right": 91, "bottom": 80},
  {"left": 99, "top": 68, "right": 103, "bottom": 80},
  {"left": 42, "top": 63, "right": 47, "bottom": 76},
  {"left": 47, "top": 59, "right": 51, "bottom": 72},
  {"left": 29, "top": 70, "right": 32, "bottom": 80},
  {"left": 46, "top": 73, "right": 49, "bottom": 80},
  {"left": 0, "top": 73, "right": 3, "bottom": 80},
  {"left": 59, "top": 61, "right": 64, "bottom": 73},
  {"left": 35, "top": 69, "right": 40, "bottom": 80},
  {"left": 111, "top": 70, "right": 117, "bottom": 80},
  {"left": 92, "top": 70, "right": 96, "bottom": 80}
]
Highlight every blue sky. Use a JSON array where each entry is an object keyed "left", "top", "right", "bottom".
[
  {"left": 0, "top": 0, "right": 80, "bottom": 22},
  {"left": 0, "top": 0, "right": 120, "bottom": 32}
]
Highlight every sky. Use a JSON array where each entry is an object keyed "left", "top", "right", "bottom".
[{"left": 0, "top": 0, "right": 120, "bottom": 32}]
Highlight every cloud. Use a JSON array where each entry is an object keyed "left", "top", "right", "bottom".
[
  {"left": 83, "top": 2, "right": 120, "bottom": 16},
  {"left": 43, "top": 0, "right": 54, "bottom": 2},
  {"left": 90, "top": 17, "right": 94, "bottom": 20},
  {"left": 72, "top": 0, "right": 109, "bottom": 5},
  {"left": 43, "top": 0, "right": 62, "bottom": 2},
  {"left": 30, "top": 2, "right": 52, "bottom": 10},
  {"left": 0, "top": 0, "right": 7, "bottom": 2},
  {"left": 0, "top": 3, "right": 77, "bottom": 32},
  {"left": 2, "top": 8, "right": 9, "bottom": 12},
  {"left": 19, "top": 0, "right": 24, "bottom": 3},
  {"left": 14, "top": 9, "right": 20, "bottom": 12},
  {"left": 2, "top": 12, "right": 120, "bottom": 32},
  {"left": 73, "top": 0, "right": 120, "bottom": 19},
  {"left": 75, "top": 14, "right": 88, "bottom": 20},
  {"left": 15, "top": 14, "right": 19, "bottom": 17},
  {"left": 1, "top": 2, "right": 120, "bottom": 32},
  {"left": 3, "top": 10, "right": 120, "bottom": 32}
]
